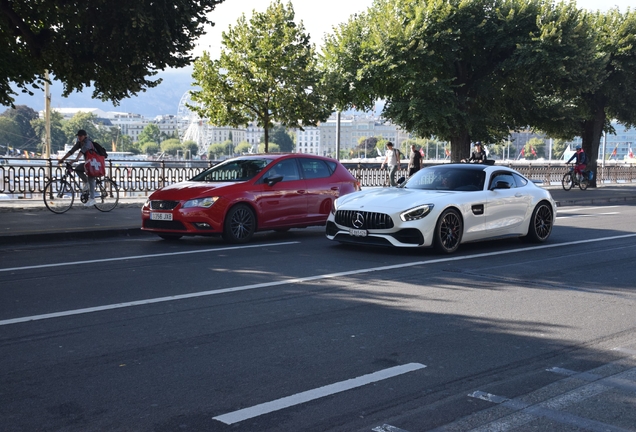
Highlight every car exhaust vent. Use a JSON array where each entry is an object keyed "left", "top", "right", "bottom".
[
  {"left": 150, "top": 200, "right": 180, "bottom": 210},
  {"left": 335, "top": 210, "right": 394, "bottom": 229}
]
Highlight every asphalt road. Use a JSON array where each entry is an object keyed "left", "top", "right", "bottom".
[{"left": 1, "top": 203, "right": 635, "bottom": 432}]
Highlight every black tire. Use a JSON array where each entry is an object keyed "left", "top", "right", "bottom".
[
  {"left": 43, "top": 179, "right": 75, "bottom": 214},
  {"left": 561, "top": 172, "right": 573, "bottom": 191},
  {"left": 525, "top": 202, "right": 553, "bottom": 243},
  {"left": 223, "top": 204, "right": 256, "bottom": 243},
  {"left": 94, "top": 178, "right": 119, "bottom": 212},
  {"left": 579, "top": 178, "right": 589, "bottom": 191},
  {"left": 158, "top": 234, "right": 182, "bottom": 241},
  {"left": 433, "top": 208, "right": 463, "bottom": 254}
]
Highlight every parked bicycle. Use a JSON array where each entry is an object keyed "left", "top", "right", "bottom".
[
  {"left": 562, "top": 163, "right": 592, "bottom": 191},
  {"left": 43, "top": 162, "right": 119, "bottom": 213}
]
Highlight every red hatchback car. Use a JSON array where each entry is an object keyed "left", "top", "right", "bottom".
[{"left": 141, "top": 154, "right": 360, "bottom": 242}]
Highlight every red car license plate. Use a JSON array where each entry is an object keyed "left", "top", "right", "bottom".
[{"left": 151, "top": 212, "right": 173, "bottom": 221}]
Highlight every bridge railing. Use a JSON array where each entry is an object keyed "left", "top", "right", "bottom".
[{"left": 1, "top": 158, "right": 634, "bottom": 197}]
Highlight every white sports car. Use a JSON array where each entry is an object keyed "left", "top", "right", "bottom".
[{"left": 326, "top": 163, "right": 556, "bottom": 254}]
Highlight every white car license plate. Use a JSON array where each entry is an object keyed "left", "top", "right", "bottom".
[
  {"left": 151, "top": 212, "right": 173, "bottom": 221},
  {"left": 349, "top": 228, "right": 367, "bottom": 237}
]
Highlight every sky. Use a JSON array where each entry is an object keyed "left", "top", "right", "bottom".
[{"left": 192, "top": 0, "right": 634, "bottom": 59}]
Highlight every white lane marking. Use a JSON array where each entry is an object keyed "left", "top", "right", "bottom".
[
  {"left": 613, "top": 347, "right": 636, "bottom": 356},
  {"left": 0, "top": 242, "right": 300, "bottom": 273},
  {"left": 213, "top": 363, "right": 426, "bottom": 425},
  {"left": 2, "top": 233, "right": 636, "bottom": 326},
  {"left": 373, "top": 424, "right": 411, "bottom": 432},
  {"left": 557, "top": 212, "right": 619, "bottom": 219},
  {"left": 557, "top": 205, "right": 620, "bottom": 213}
]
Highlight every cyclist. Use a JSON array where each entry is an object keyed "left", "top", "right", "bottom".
[
  {"left": 58, "top": 129, "right": 97, "bottom": 206},
  {"left": 566, "top": 145, "right": 587, "bottom": 182}
]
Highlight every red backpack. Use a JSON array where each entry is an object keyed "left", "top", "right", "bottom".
[{"left": 84, "top": 144, "right": 106, "bottom": 177}]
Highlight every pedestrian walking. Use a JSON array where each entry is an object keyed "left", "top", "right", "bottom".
[
  {"left": 380, "top": 142, "right": 401, "bottom": 187},
  {"left": 408, "top": 144, "right": 422, "bottom": 177}
]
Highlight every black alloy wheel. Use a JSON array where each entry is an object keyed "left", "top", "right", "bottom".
[
  {"left": 223, "top": 204, "right": 256, "bottom": 243},
  {"left": 525, "top": 202, "right": 553, "bottom": 243},
  {"left": 434, "top": 208, "right": 463, "bottom": 254}
]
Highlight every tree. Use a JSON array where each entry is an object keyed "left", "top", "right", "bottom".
[
  {"left": 30, "top": 110, "right": 67, "bottom": 154},
  {"left": 235, "top": 142, "right": 253, "bottom": 154},
  {"left": 269, "top": 125, "right": 295, "bottom": 152},
  {"left": 258, "top": 143, "right": 280, "bottom": 153},
  {"left": 182, "top": 140, "right": 199, "bottom": 159},
  {"left": 549, "top": 9, "right": 636, "bottom": 186},
  {"left": 137, "top": 124, "right": 162, "bottom": 146},
  {"left": 0, "top": 116, "right": 22, "bottom": 153},
  {"left": 0, "top": 0, "right": 224, "bottom": 107},
  {"left": 0, "top": 106, "right": 39, "bottom": 151},
  {"left": 61, "top": 112, "right": 100, "bottom": 146},
  {"left": 190, "top": 0, "right": 332, "bottom": 153},
  {"left": 142, "top": 142, "right": 160, "bottom": 156},
  {"left": 208, "top": 143, "right": 226, "bottom": 159},
  {"left": 160, "top": 139, "right": 182, "bottom": 156},
  {"left": 321, "top": 0, "right": 597, "bottom": 161}
]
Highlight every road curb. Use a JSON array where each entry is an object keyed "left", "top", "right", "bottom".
[{"left": 555, "top": 195, "right": 636, "bottom": 207}]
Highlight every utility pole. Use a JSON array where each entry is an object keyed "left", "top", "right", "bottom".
[
  {"left": 44, "top": 71, "right": 51, "bottom": 159},
  {"left": 335, "top": 111, "right": 341, "bottom": 161}
]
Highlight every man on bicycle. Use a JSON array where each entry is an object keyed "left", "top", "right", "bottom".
[
  {"left": 58, "top": 129, "right": 97, "bottom": 206},
  {"left": 566, "top": 145, "right": 587, "bottom": 182}
]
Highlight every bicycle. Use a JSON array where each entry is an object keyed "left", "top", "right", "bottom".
[
  {"left": 43, "top": 162, "right": 119, "bottom": 213},
  {"left": 562, "top": 163, "right": 590, "bottom": 191}
]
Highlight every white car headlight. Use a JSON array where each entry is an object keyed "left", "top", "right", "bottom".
[
  {"left": 331, "top": 198, "right": 339, "bottom": 214},
  {"left": 400, "top": 204, "right": 434, "bottom": 221},
  {"left": 183, "top": 197, "right": 218, "bottom": 209}
]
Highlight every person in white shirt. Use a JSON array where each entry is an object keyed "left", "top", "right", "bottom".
[{"left": 380, "top": 142, "right": 401, "bottom": 186}]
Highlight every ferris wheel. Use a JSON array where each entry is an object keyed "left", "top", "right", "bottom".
[{"left": 176, "top": 91, "right": 211, "bottom": 154}]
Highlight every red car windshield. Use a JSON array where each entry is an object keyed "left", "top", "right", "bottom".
[{"left": 190, "top": 159, "right": 271, "bottom": 182}]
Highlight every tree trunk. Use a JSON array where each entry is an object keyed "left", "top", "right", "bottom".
[
  {"left": 450, "top": 131, "right": 470, "bottom": 162},
  {"left": 580, "top": 101, "right": 606, "bottom": 188}
]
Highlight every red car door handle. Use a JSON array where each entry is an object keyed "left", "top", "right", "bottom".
[
  {"left": 331, "top": 186, "right": 339, "bottom": 191},
  {"left": 298, "top": 190, "right": 306, "bottom": 194}
]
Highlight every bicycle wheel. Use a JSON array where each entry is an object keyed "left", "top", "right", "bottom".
[
  {"left": 94, "top": 178, "right": 119, "bottom": 212},
  {"left": 561, "top": 172, "right": 573, "bottom": 191},
  {"left": 579, "top": 178, "right": 589, "bottom": 190},
  {"left": 43, "top": 179, "right": 75, "bottom": 214}
]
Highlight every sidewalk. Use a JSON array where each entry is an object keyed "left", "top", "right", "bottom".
[{"left": 1, "top": 185, "right": 635, "bottom": 245}]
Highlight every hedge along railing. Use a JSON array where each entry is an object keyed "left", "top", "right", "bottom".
[{"left": 1, "top": 158, "right": 635, "bottom": 196}]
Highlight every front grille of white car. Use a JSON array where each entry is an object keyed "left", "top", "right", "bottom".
[{"left": 335, "top": 210, "right": 394, "bottom": 230}]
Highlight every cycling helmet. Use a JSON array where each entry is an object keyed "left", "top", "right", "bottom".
[{"left": 575, "top": 145, "right": 581, "bottom": 150}]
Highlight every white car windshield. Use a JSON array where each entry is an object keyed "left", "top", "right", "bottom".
[{"left": 405, "top": 166, "right": 486, "bottom": 191}]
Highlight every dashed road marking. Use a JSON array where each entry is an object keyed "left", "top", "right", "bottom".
[{"left": 213, "top": 363, "right": 426, "bottom": 425}]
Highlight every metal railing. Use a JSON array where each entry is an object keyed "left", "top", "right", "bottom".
[{"left": 1, "top": 157, "right": 634, "bottom": 197}]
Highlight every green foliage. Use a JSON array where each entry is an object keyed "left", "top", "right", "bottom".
[
  {"left": 524, "top": 138, "right": 545, "bottom": 160},
  {"left": 258, "top": 143, "right": 280, "bottom": 153},
  {"left": 321, "top": 0, "right": 598, "bottom": 161},
  {"left": 62, "top": 112, "right": 100, "bottom": 145},
  {"left": 182, "top": 140, "right": 199, "bottom": 158},
  {"left": 269, "top": 125, "right": 295, "bottom": 152},
  {"left": 190, "top": 0, "right": 332, "bottom": 153},
  {"left": 0, "top": 0, "right": 224, "bottom": 107},
  {"left": 207, "top": 143, "right": 226, "bottom": 159},
  {"left": 235, "top": 142, "right": 253, "bottom": 154},
  {"left": 160, "top": 139, "right": 182, "bottom": 156},
  {"left": 0, "top": 117, "right": 22, "bottom": 153},
  {"left": 0, "top": 106, "right": 39, "bottom": 151},
  {"left": 30, "top": 110, "right": 67, "bottom": 154},
  {"left": 141, "top": 142, "right": 160, "bottom": 155},
  {"left": 552, "top": 139, "right": 569, "bottom": 160},
  {"left": 138, "top": 124, "right": 161, "bottom": 145}
]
